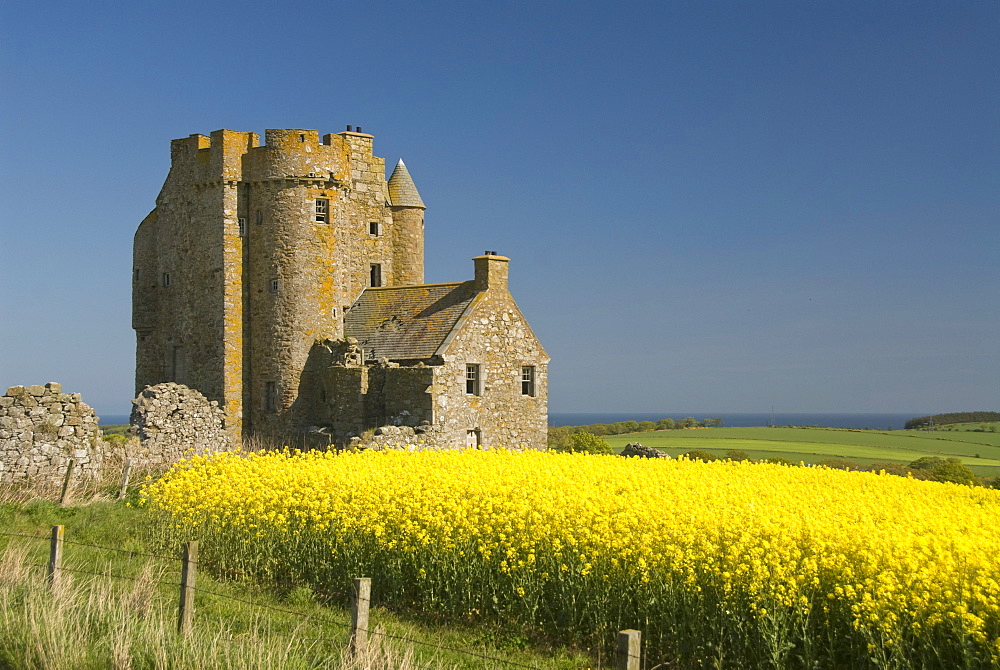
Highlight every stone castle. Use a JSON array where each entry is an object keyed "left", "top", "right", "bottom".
[{"left": 133, "top": 126, "right": 548, "bottom": 449}]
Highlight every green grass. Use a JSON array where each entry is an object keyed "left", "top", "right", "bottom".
[
  {"left": 100, "top": 423, "right": 130, "bottom": 436},
  {"left": 925, "top": 421, "right": 1000, "bottom": 433},
  {"left": 0, "top": 499, "right": 592, "bottom": 669},
  {"left": 603, "top": 427, "right": 1000, "bottom": 477}
]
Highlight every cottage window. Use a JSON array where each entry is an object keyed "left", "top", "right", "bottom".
[
  {"left": 370, "top": 263, "right": 382, "bottom": 287},
  {"left": 466, "top": 364, "right": 481, "bottom": 395},
  {"left": 264, "top": 382, "right": 278, "bottom": 413},
  {"left": 315, "top": 199, "right": 329, "bottom": 223},
  {"left": 521, "top": 366, "right": 535, "bottom": 397}
]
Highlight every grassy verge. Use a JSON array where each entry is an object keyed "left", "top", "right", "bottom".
[
  {"left": 601, "top": 426, "right": 1000, "bottom": 477},
  {"left": 0, "top": 499, "right": 592, "bottom": 669}
]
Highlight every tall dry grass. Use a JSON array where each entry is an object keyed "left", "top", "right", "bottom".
[{"left": 0, "top": 541, "right": 448, "bottom": 670}]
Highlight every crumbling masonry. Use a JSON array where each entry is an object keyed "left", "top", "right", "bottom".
[{"left": 134, "top": 127, "right": 548, "bottom": 449}]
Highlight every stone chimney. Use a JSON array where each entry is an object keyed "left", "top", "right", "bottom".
[{"left": 473, "top": 251, "right": 509, "bottom": 292}]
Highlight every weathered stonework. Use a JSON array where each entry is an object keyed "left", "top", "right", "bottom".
[
  {"left": 0, "top": 383, "right": 105, "bottom": 484},
  {"left": 135, "top": 127, "right": 549, "bottom": 449},
  {"left": 129, "top": 383, "right": 232, "bottom": 463}
]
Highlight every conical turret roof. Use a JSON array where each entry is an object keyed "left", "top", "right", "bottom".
[{"left": 387, "top": 159, "right": 426, "bottom": 209}]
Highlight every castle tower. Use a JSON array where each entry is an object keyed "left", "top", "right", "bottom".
[
  {"left": 133, "top": 127, "right": 424, "bottom": 440},
  {"left": 387, "top": 159, "right": 426, "bottom": 285}
]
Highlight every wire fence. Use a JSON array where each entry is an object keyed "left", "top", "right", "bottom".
[{"left": 0, "top": 528, "right": 643, "bottom": 669}]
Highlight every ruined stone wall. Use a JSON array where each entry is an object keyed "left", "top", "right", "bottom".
[
  {"left": 318, "top": 366, "right": 368, "bottom": 441},
  {"left": 373, "top": 365, "right": 435, "bottom": 428},
  {"left": 0, "top": 383, "right": 104, "bottom": 484},
  {"left": 130, "top": 383, "right": 231, "bottom": 464}
]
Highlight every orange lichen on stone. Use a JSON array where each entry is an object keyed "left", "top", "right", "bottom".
[{"left": 134, "top": 128, "right": 548, "bottom": 449}]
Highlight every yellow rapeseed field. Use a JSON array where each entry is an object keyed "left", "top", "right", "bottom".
[{"left": 144, "top": 449, "right": 1000, "bottom": 669}]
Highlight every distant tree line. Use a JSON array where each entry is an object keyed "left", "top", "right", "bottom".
[
  {"left": 548, "top": 417, "right": 723, "bottom": 451},
  {"left": 904, "top": 412, "right": 1000, "bottom": 430}
]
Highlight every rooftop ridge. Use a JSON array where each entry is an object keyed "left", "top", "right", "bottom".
[{"left": 359, "top": 280, "right": 470, "bottom": 292}]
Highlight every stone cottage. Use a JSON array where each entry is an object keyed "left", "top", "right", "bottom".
[{"left": 133, "top": 126, "right": 548, "bottom": 449}]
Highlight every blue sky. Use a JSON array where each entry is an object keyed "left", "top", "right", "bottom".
[{"left": 1, "top": 1, "right": 997, "bottom": 417}]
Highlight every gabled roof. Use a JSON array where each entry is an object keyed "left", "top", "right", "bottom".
[
  {"left": 345, "top": 282, "right": 477, "bottom": 361},
  {"left": 386, "top": 159, "right": 426, "bottom": 209}
]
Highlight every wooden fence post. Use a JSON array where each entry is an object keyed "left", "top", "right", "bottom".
[
  {"left": 350, "top": 577, "right": 371, "bottom": 657},
  {"left": 48, "top": 525, "right": 64, "bottom": 589},
  {"left": 59, "top": 459, "right": 75, "bottom": 506},
  {"left": 117, "top": 459, "right": 133, "bottom": 500},
  {"left": 178, "top": 541, "right": 198, "bottom": 636},
  {"left": 616, "top": 629, "right": 641, "bottom": 670}
]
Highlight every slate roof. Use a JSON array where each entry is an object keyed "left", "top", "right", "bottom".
[
  {"left": 345, "top": 282, "right": 478, "bottom": 361},
  {"left": 386, "top": 159, "right": 426, "bottom": 209}
]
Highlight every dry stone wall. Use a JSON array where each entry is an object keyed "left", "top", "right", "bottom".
[
  {"left": 0, "top": 383, "right": 105, "bottom": 484},
  {"left": 130, "top": 383, "right": 232, "bottom": 464}
]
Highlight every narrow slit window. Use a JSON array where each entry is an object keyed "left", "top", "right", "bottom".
[
  {"left": 369, "top": 221, "right": 379, "bottom": 236},
  {"left": 521, "top": 366, "right": 535, "bottom": 397},
  {"left": 162, "top": 272, "right": 171, "bottom": 287},
  {"left": 315, "top": 199, "right": 329, "bottom": 223},
  {"left": 466, "top": 364, "right": 481, "bottom": 395},
  {"left": 132, "top": 268, "right": 139, "bottom": 282},
  {"left": 264, "top": 381, "right": 278, "bottom": 413},
  {"left": 369, "top": 263, "right": 382, "bottom": 287},
  {"left": 171, "top": 346, "right": 185, "bottom": 383}
]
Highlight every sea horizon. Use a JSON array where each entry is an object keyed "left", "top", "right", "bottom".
[
  {"left": 549, "top": 412, "right": 918, "bottom": 430},
  {"left": 98, "top": 411, "right": 920, "bottom": 431}
]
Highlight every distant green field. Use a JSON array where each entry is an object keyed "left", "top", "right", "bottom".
[{"left": 602, "top": 427, "right": 1000, "bottom": 477}]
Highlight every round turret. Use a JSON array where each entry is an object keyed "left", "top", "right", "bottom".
[{"left": 387, "top": 159, "right": 425, "bottom": 285}]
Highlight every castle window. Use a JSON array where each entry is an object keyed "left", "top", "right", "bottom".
[
  {"left": 161, "top": 272, "right": 171, "bottom": 287},
  {"left": 264, "top": 382, "right": 278, "bottom": 413},
  {"left": 256, "top": 211, "right": 263, "bottom": 224},
  {"left": 269, "top": 278, "right": 279, "bottom": 293},
  {"left": 171, "top": 346, "right": 185, "bottom": 384},
  {"left": 238, "top": 217, "right": 246, "bottom": 237},
  {"left": 299, "top": 134, "right": 305, "bottom": 142},
  {"left": 466, "top": 364, "right": 481, "bottom": 395},
  {"left": 369, "top": 221, "right": 379, "bottom": 236},
  {"left": 521, "top": 366, "right": 535, "bottom": 397},
  {"left": 315, "top": 199, "right": 329, "bottom": 223},
  {"left": 466, "top": 429, "right": 481, "bottom": 448},
  {"left": 369, "top": 264, "right": 382, "bottom": 287},
  {"left": 132, "top": 268, "right": 139, "bottom": 282}
]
